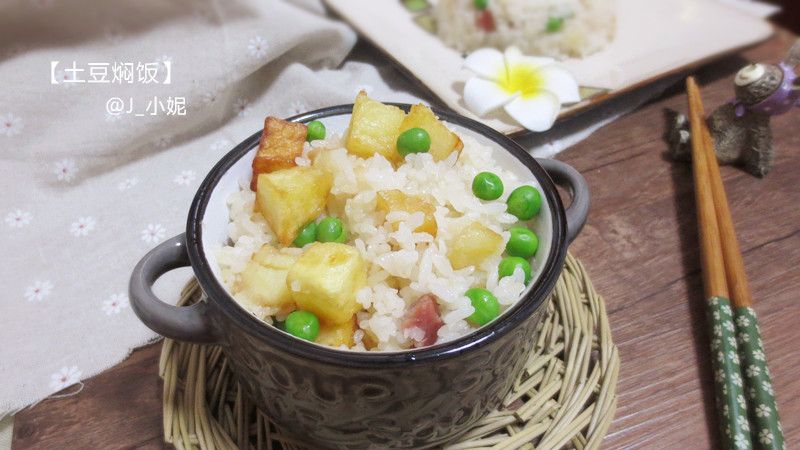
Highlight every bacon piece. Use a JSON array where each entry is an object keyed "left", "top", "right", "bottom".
[{"left": 402, "top": 294, "right": 444, "bottom": 348}]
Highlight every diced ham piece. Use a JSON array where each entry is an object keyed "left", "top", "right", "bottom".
[
  {"left": 475, "top": 10, "right": 496, "bottom": 33},
  {"left": 402, "top": 294, "right": 444, "bottom": 348}
]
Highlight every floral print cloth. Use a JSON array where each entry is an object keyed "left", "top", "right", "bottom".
[{"left": 0, "top": 0, "right": 422, "bottom": 416}]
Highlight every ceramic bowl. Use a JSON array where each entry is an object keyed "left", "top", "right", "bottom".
[{"left": 130, "top": 104, "right": 589, "bottom": 449}]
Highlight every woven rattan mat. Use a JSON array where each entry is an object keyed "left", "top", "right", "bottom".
[{"left": 159, "top": 252, "right": 619, "bottom": 450}]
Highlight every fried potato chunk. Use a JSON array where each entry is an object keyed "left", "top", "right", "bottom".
[
  {"left": 235, "top": 244, "right": 300, "bottom": 315},
  {"left": 316, "top": 315, "right": 357, "bottom": 348},
  {"left": 286, "top": 242, "right": 367, "bottom": 325},
  {"left": 256, "top": 166, "right": 332, "bottom": 247},
  {"left": 345, "top": 91, "right": 406, "bottom": 164},
  {"left": 399, "top": 104, "right": 463, "bottom": 162},
  {"left": 376, "top": 189, "right": 438, "bottom": 237},
  {"left": 251, "top": 117, "right": 308, "bottom": 191},
  {"left": 448, "top": 222, "right": 504, "bottom": 270}
]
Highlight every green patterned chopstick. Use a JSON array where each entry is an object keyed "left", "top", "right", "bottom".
[
  {"left": 688, "top": 77, "right": 784, "bottom": 449},
  {"left": 699, "top": 122, "right": 784, "bottom": 449}
]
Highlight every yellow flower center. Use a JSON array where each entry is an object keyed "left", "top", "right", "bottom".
[{"left": 500, "top": 63, "right": 543, "bottom": 99}]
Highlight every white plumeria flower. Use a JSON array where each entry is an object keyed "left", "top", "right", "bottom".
[
  {"left": 713, "top": 310, "right": 720, "bottom": 320},
  {"left": 721, "top": 304, "right": 732, "bottom": 316},
  {"left": 248, "top": 36, "right": 268, "bottom": 58},
  {"left": 54, "top": 159, "right": 78, "bottom": 182},
  {"left": 49, "top": 366, "right": 82, "bottom": 391},
  {"left": 174, "top": 170, "right": 196, "bottom": 186},
  {"left": 102, "top": 293, "right": 129, "bottom": 315},
  {"left": 722, "top": 404, "right": 729, "bottom": 418},
  {"left": 737, "top": 332, "right": 750, "bottom": 344},
  {"left": 717, "top": 351, "right": 725, "bottom": 363},
  {"left": 753, "top": 349, "right": 765, "bottom": 361},
  {"left": 6, "top": 209, "right": 32, "bottom": 228},
  {"left": 2, "top": 113, "right": 24, "bottom": 137},
  {"left": 209, "top": 139, "right": 230, "bottom": 151},
  {"left": 118, "top": 178, "right": 139, "bottom": 191},
  {"left": 714, "top": 324, "right": 722, "bottom": 337},
  {"left": 70, "top": 217, "right": 96, "bottom": 237},
  {"left": 142, "top": 224, "right": 166, "bottom": 243},
  {"left": 727, "top": 336, "right": 737, "bottom": 348},
  {"left": 762, "top": 380, "right": 774, "bottom": 396},
  {"left": 716, "top": 369, "right": 726, "bottom": 382},
  {"left": 710, "top": 338, "right": 720, "bottom": 351},
  {"left": 233, "top": 98, "right": 252, "bottom": 117},
  {"left": 755, "top": 404, "right": 771, "bottom": 417},
  {"left": 736, "top": 315, "right": 750, "bottom": 327},
  {"left": 709, "top": 297, "right": 719, "bottom": 306},
  {"left": 463, "top": 46, "right": 579, "bottom": 132},
  {"left": 728, "top": 350, "right": 740, "bottom": 365},
  {"left": 731, "top": 372, "right": 743, "bottom": 388},
  {"left": 749, "top": 387, "right": 757, "bottom": 399},
  {"left": 746, "top": 365, "right": 761, "bottom": 377},
  {"left": 24, "top": 281, "right": 53, "bottom": 302},
  {"left": 759, "top": 429, "right": 774, "bottom": 444}
]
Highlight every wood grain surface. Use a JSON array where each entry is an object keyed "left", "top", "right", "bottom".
[{"left": 13, "top": 29, "right": 800, "bottom": 450}]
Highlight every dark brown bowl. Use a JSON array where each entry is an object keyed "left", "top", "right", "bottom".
[{"left": 130, "top": 104, "right": 589, "bottom": 448}]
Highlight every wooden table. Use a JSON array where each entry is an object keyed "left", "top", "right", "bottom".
[{"left": 13, "top": 29, "right": 799, "bottom": 449}]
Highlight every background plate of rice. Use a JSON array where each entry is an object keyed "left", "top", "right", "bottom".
[{"left": 323, "top": 0, "right": 773, "bottom": 135}]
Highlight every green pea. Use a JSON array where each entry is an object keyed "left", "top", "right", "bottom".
[
  {"left": 306, "top": 120, "right": 326, "bottom": 142},
  {"left": 316, "top": 217, "right": 346, "bottom": 243},
  {"left": 546, "top": 16, "right": 564, "bottom": 33},
  {"left": 498, "top": 256, "right": 532, "bottom": 284},
  {"left": 506, "top": 185, "right": 542, "bottom": 220},
  {"left": 506, "top": 226, "right": 538, "bottom": 259},
  {"left": 465, "top": 288, "right": 499, "bottom": 326},
  {"left": 293, "top": 221, "right": 317, "bottom": 247},
  {"left": 396, "top": 127, "right": 431, "bottom": 158},
  {"left": 284, "top": 310, "right": 320, "bottom": 341},
  {"left": 472, "top": 172, "right": 504, "bottom": 200},
  {"left": 474, "top": 0, "right": 488, "bottom": 9}
]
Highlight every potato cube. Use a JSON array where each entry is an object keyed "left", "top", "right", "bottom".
[
  {"left": 235, "top": 245, "right": 299, "bottom": 314},
  {"left": 256, "top": 166, "right": 332, "bottom": 247},
  {"left": 399, "top": 104, "right": 463, "bottom": 162},
  {"left": 316, "top": 315, "right": 357, "bottom": 348},
  {"left": 376, "top": 189, "right": 438, "bottom": 237},
  {"left": 251, "top": 117, "right": 308, "bottom": 191},
  {"left": 286, "top": 242, "right": 367, "bottom": 325},
  {"left": 345, "top": 91, "right": 406, "bottom": 164},
  {"left": 448, "top": 222, "right": 504, "bottom": 270}
]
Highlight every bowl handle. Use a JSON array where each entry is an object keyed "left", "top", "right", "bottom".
[
  {"left": 536, "top": 159, "right": 590, "bottom": 244},
  {"left": 129, "top": 233, "right": 219, "bottom": 343}
]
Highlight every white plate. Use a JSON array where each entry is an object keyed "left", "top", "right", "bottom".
[{"left": 324, "top": 0, "right": 774, "bottom": 134}]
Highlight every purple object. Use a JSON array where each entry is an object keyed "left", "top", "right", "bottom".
[{"left": 733, "top": 62, "right": 800, "bottom": 117}]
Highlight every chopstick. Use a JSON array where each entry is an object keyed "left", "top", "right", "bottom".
[{"left": 686, "top": 77, "right": 784, "bottom": 450}]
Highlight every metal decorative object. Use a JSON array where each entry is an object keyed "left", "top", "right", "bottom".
[{"left": 669, "top": 39, "right": 800, "bottom": 177}]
